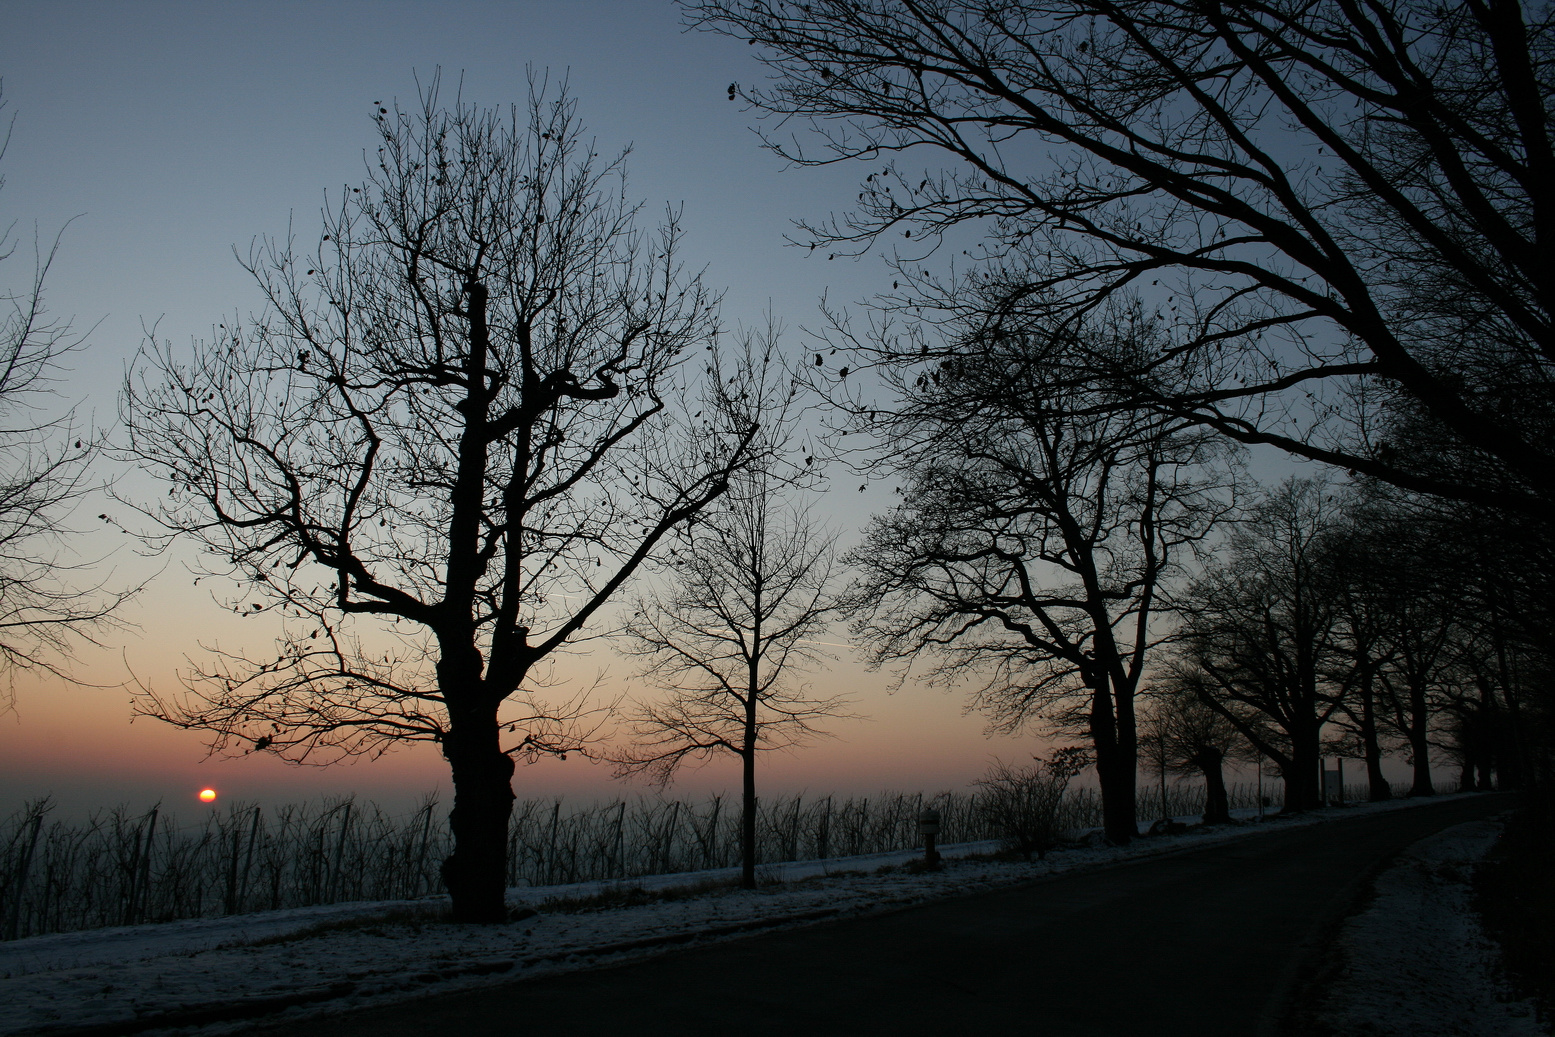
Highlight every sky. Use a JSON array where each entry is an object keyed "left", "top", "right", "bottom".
[{"left": 0, "top": 0, "right": 1061, "bottom": 817}]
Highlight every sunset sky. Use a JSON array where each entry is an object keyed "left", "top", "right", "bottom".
[{"left": 0, "top": 0, "right": 1058, "bottom": 818}]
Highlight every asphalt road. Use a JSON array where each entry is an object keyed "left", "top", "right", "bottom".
[{"left": 251, "top": 794, "right": 1511, "bottom": 1037}]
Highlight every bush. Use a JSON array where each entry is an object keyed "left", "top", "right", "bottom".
[{"left": 973, "top": 750, "right": 1086, "bottom": 860}]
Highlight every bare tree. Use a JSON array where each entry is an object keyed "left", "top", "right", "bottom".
[
  {"left": 613, "top": 346, "right": 849, "bottom": 889},
  {"left": 848, "top": 315, "right": 1238, "bottom": 845},
  {"left": 1175, "top": 479, "right": 1348, "bottom": 812},
  {"left": 120, "top": 77, "right": 758, "bottom": 922},
  {"left": 1139, "top": 676, "right": 1250, "bottom": 825},
  {"left": 686, "top": 0, "right": 1555, "bottom": 513},
  {"left": 1321, "top": 513, "right": 1401, "bottom": 803},
  {"left": 0, "top": 86, "right": 130, "bottom": 691}
]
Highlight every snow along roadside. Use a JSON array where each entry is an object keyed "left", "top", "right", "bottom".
[
  {"left": 1311, "top": 816, "right": 1547, "bottom": 1037},
  {"left": 0, "top": 794, "right": 1482, "bottom": 1037}
]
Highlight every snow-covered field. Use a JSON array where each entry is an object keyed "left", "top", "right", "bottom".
[
  {"left": 0, "top": 794, "right": 1516, "bottom": 1037},
  {"left": 1313, "top": 816, "right": 1547, "bottom": 1037}
]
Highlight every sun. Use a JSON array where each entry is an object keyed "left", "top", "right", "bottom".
[{"left": 198, "top": 788, "right": 218, "bottom": 803}]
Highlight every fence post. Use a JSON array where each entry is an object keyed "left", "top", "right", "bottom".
[
  {"left": 612, "top": 801, "right": 626, "bottom": 879},
  {"left": 238, "top": 806, "right": 261, "bottom": 913},
  {"left": 418, "top": 801, "right": 435, "bottom": 895},
  {"left": 547, "top": 801, "right": 560, "bottom": 885},
  {"left": 138, "top": 807, "right": 158, "bottom": 925},
  {"left": 224, "top": 813, "right": 242, "bottom": 915},
  {"left": 329, "top": 801, "right": 354, "bottom": 903}
]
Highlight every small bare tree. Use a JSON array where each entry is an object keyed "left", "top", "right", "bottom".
[
  {"left": 613, "top": 351, "right": 849, "bottom": 889},
  {"left": 120, "top": 77, "right": 757, "bottom": 922}
]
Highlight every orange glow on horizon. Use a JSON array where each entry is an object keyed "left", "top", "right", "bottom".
[{"left": 198, "top": 788, "right": 217, "bottom": 803}]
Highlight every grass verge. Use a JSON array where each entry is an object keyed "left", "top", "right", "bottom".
[{"left": 1474, "top": 793, "right": 1555, "bottom": 1029}]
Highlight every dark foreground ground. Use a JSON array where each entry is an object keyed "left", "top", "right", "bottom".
[
  {"left": 1477, "top": 796, "right": 1555, "bottom": 1019},
  {"left": 249, "top": 794, "right": 1511, "bottom": 1037}
]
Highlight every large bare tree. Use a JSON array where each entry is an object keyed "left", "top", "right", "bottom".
[
  {"left": 121, "top": 78, "right": 758, "bottom": 922},
  {"left": 686, "top": 0, "right": 1555, "bottom": 514},
  {"left": 848, "top": 316, "right": 1237, "bottom": 844},
  {"left": 1174, "top": 478, "right": 1349, "bottom": 812}
]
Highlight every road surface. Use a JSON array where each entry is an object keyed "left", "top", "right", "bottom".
[{"left": 250, "top": 794, "right": 1510, "bottom": 1037}]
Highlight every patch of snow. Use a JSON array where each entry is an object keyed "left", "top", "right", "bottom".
[
  {"left": 1313, "top": 817, "right": 1547, "bottom": 1037},
  {"left": 0, "top": 793, "right": 1489, "bottom": 1037}
]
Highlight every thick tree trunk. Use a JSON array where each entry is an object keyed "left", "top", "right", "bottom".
[
  {"left": 1097, "top": 750, "right": 1135, "bottom": 844},
  {"left": 1475, "top": 699, "right": 1497, "bottom": 791},
  {"left": 1357, "top": 670, "right": 1392, "bottom": 801},
  {"left": 1285, "top": 721, "right": 1322, "bottom": 813},
  {"left": 1195, "top": 749, "right": 1231, "bottom": 825},
  {"left": 1090, "top": 685, "right": 1135, "bottom": 845},
  {"left": 1491, "top": 623, "right": 1526, "bottom": 790},
  {"left": 1407, "top": 680, "right": 1435, "bottom": 797},
  {"left": 441, "top": 702, "right": 516, "bottom": 923}
]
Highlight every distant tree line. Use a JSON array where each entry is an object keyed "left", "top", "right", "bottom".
[
  {"left": 687, "top": 0, "right": 1555, "bottom": 844},
  {"left": 1148, "top": 473, "right": 1549, "bottom": 818}
]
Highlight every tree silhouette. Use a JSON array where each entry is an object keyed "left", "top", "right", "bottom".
[
  {"left": 613, "top": 335, "right": 849, "bottom": 889},
  {"left": 687, "top": 0, "right": 1555, "bottom": 514},
  {"left": 121, "top": 77, "right": 758, "bottom": 922},
  {"left": 1139, "top": 676, "right": 1252, "bottom": 825},
  {"left": 1175, "top": 479, "right": 1347, "bottom": 812},
  {"left": 847, "top": 316, "right": 1237, "bottom": 845}
]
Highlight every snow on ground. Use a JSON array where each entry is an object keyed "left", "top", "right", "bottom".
[
  {"left": 0, "top": 794, "right": 1500, "bottom": 1037},
  {"left": 1313, "top": 816, "right": 1547, "bottom": 1037}
]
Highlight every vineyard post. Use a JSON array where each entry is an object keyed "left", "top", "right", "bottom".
[
  {"left": 665, "top": 800, "right": 681, "bottom": 874},
  {"left": 612, "top": 801, "right": 626, "bottom": 879},
  {"left": 224, "top": 816, "right": 241, "bottom": 915},
  {"left": 417, "top": 802, "right": 434, "bottom": 894},
  {"left": 546, "top": 801, "right": 560, "bottom": 885},
  {"left": 329, "top": 801, "right": 353, "bottom": 903},
  {"left": 240, "top": 807, "right": 261, "bottom": 910},
  {"left": 3, "top": 809, "right": 43, "bottom": 940}
]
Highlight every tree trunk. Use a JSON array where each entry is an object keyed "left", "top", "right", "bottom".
[
  {"left": 1475, "top": 693, "right": 1497, "bottom": 790},
  {"left": 1407, "top": 679, "right": 1435, "bottom": 797},
  {"left": 1196, "top": 748, "right": 1231, "bottom": 825},
  {"left": 740, "top": 748, "right": 757, "bottom": 890},
  {"left": 1490, "top": 620, "right": 1526, "bottom": 790},
  {"left": 441, "top": 701, "right": 516, "bottom": 923},
  {"left": 1285, "top": 720, "right": 1321, "bottom": 813},
  {"left": 1090, "top": 685, "right": 1135, "bottom": 845},
  {"left": 1357, "top": 669, "right": 1392, "bottom": 801},
  {"left": 739, "top": 677, "right": 759, "bottom": 890}
]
